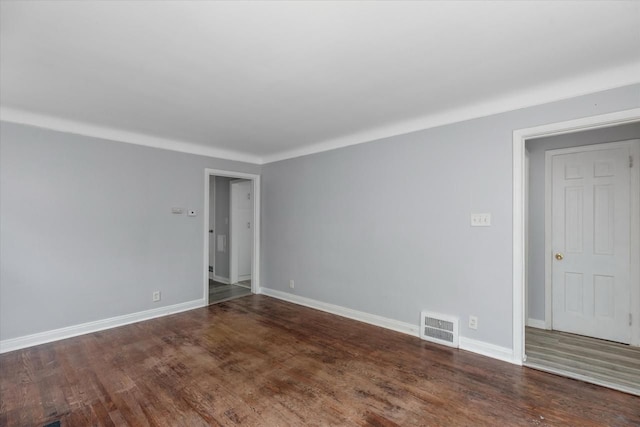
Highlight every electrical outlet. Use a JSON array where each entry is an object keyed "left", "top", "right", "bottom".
[
  {"left": 289, "top": 280, "right": 295, "bottom": 289},
  {"left": 469, "top": 315, "right": 478, "bottom": 330},
  {"left": 152, "top": 291, "right": 161, "bottom": 302}
]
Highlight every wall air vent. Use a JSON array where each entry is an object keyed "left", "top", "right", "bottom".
[{"left": 420, "top": 311, "right": 459, "bottom": 348}]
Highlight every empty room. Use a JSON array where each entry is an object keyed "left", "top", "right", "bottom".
[{"left": 1, "top": 1, "right": 639, "bottom": 426}]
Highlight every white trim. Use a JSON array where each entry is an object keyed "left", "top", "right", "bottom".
[
  {"left": 513, "top": 107, "right": 640, "bottom": 365},
  {"left": 525, "top": 149, "right": 530, "bottom": 324},
  {"left": 261, "top": 287, "right": 518, "bottom": 365},
  {"left": 239, "top": 274, "right": 251, "bottom": 282},
  {"left": 235, "top": 282, "right": 251, "bottom": 290},
  {"left": 212, "top": 275, "right": 230, "bottom": 285},
  {"left": 630, "top": 140, "right": 640, "bottom": 346},
  {"left": 262, "top": 66, "right": 640, "bottom": 163},
  {"left": 3, "top": 65, "right": 638, "bottom": 166},
  {"left": 526, "top": 318, "right": 547, "bottom": 329},
  {"left": 0, "top": 106, "right": 261, "bottom": 164},
  {"left": 260, "top": 288, "right": 420, "bottom": 337},
  {"left": 513, "top": 125, "right": 526, "bottom": 365},
  {"left": 458, "top": 337, "right": 515, "bottom": 364},
  {"left": 0, "top": 299, "right": 205, "bottom": 354},
  {"left": 203, "top": 169, "right": 261, "bottom": 304}
]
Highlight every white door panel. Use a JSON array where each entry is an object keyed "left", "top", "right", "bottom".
[
  {"left": 230, "top": 180, "right": 253, "bottom": 284},
  {"left": 551, "top": 144, "right": 631, "bottom": 344}
]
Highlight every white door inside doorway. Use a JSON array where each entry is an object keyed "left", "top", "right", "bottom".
[
  {"left": 230, "top": 179, "right": 253, "bottom": 284},
  {"left": 549, "top": 141, "right": 635, "bottom": 344},
  {"left": 209, "top": 176, "right": 216, "bottom": 280}
]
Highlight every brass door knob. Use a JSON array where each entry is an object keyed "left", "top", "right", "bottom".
[{"left": 555, "top": 253, "right": 564, "bottom": 261}]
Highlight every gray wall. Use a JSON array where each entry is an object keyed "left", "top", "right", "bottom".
[
  {"left": 2, "top": 84, "right": 639, "bottom": 349},
  {"left": 526, "top": 122, "right": 640, "bottom": 321},
  {"left": 214, "top": 176, "right": 232, "bottom": 278},
  {"left": 0, "top": 122, "right": 260, "bottom": 340},
  {"left": 261, "top": 84, "right": 640, "bottom": 349}
]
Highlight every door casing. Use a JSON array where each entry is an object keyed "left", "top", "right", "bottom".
[{"left": 204, "top": 169, "right": 261, "bottom": 304}]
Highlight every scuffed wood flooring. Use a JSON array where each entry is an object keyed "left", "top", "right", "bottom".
[{"left": 1, "top": 295, "right": 639, "bottom": 426}]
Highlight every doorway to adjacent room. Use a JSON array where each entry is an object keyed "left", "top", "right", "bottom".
[
  {"left": 204, "top": 169, "right": 260, "bottom": 305},
  {"left": 513, "top": 109, "right": 640, "bottom": 395}
]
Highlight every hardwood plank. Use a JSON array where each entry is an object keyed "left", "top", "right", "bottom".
[{"left": 1, "top": 296, "right": 639, "bottom": 426}]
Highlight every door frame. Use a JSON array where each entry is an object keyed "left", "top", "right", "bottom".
[
  {"left": 544, "top": 140, "right": 640, "bottom": 334},
  {"left": 204, "top": 169, "right": 261, "bottom": 303},
  {"left": 229, "top": 179, "right": 253, "bottom": 285},
  {"left": 512, "top": 107, "right": 640, "bottom": 365}
]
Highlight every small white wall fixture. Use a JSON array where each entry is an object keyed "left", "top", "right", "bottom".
[
  {"left": 204, "top": 169, "right": 261, "bottom": 303},
  {"left": 512, "top": 107, "right": 640, "bottom": 365}
]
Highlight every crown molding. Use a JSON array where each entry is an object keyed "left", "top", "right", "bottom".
[
  {"left": 2, "top": 62, "right": 638, "bottom": 166},
  {"left": 262, "top": 62, "right": 640, "bottom": 164},
  {"left": 0, "top": 107, "right": 263, "bottom": 165}
]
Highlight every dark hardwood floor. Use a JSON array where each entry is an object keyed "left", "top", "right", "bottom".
[{"left": 1, "top": 296, "right": 638, "bottom": 426}]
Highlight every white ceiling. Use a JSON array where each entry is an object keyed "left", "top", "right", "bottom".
[{"left": 1, "top": 1, "right": 639, "bottom": 164}]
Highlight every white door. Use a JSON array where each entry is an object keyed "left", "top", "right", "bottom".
[
  {"left": 209, "top": 176, "right": 216, "bottom": 280},
  {"left": 551, "top": 142, "right": 633, "bottom": 343},
  {"left": 230, "top": 180, "right": 252, "bottom": 284}
]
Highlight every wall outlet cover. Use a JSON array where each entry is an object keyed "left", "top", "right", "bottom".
[{"left": 469, "top": 315, "right": 478, "bottom": 330}]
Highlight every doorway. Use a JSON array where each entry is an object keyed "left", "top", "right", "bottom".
[
  {"left": 204, "top": 169, "right": 260, "bottom": 305},
  {"left": 513, "top": 109, "right": 640, "bottom": 391}
]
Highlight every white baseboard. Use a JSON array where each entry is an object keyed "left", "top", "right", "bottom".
[
  {"left": 212, "top": 275, "right": 230, "bottom": 284},
  {"left": 458, "top": 336, "right": 515, "bottom": 364},
  {"left": 527, "top": 318, "right": 547, "bottom": 329},
  {"left": 261, "top": 288, "right": 519, "bottom": 365},
  {"left": 260, "top": 288, "right": 420, "bottom": 337},
  {"left": 239, "top": 274, "right": 251, "bottom": 282},
  {"left": 0, "top": 298, "right": 206, "bottom": 354}
]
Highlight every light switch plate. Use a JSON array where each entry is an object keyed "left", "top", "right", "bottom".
[{"left": 471, "top": 213, "right": 491, "bottom": 227}]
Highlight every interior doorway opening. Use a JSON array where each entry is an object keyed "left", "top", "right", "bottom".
[
  {"left": 524, "top": 127, "right": 640, "bottom": 395},
  {"left": 204, "top": 169, "right": 260, "bottom": 305},
  {"left": 513, "top": 108, "right": 640, "bottom": 394}
]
